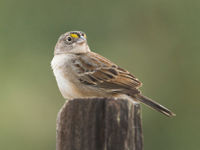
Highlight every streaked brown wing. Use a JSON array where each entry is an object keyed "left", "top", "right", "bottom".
[{"left": 73, "top": 52, "right": 142, "bottom": 94}]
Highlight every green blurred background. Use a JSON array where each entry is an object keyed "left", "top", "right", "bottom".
[{"left": 0, "top": 0, "right": 199, "bottom": 149}]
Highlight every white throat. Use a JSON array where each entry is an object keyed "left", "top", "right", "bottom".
[{"left": 70, "top": 43, "right": 91, "bottom": 53}]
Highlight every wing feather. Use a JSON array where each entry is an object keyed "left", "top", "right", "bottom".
[{"left": 72, "top": 52, "right": 142, "bottom": 94}]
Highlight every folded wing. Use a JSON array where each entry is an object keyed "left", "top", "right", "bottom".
[{"left": 72, "top": 52, "right": 142, "bottom": 94}]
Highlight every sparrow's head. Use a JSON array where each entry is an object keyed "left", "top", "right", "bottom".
[{"left": 54, "top": 31, "right": 90, "bottom": 55}]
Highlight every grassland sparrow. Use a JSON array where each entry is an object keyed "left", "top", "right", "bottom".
[{"left": 51, "top": 31, "right": 175, "bottom": 117}]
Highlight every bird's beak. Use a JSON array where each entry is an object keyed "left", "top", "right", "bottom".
[{"left": 77, "top": 36, "right": 86, "bottom": 44}]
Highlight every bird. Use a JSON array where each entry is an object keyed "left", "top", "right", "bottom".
[{"left": 51, "top": 31, "right": 175, "bottom": 117}]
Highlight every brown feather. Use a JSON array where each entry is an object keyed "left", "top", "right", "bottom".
[{"left": 72, "top": 52, "right": 142, "bottom": 95}]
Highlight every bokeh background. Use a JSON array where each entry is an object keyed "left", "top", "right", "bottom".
[{"left": 0, "top": 0, "right": 199, "bottom": 150}]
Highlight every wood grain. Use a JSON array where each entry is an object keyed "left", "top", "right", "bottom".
[{"left": 56, "top": 98, "right": 143, "bottom": 150}]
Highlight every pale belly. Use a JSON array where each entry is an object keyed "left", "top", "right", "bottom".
[
  {"left": 51, "top": 54, "right": 81, "bottom": 99},
  {"left": 51, "top": 55, "right": 104, "bottom": 99},
  {"left": 54, "top": 70, "right": 78, "bottom": 99},
  {"left": 53, "top": 69, "right": 108, "bottom": 99}
]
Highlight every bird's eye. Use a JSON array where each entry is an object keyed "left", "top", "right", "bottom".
[{"left": 67, "top": 37, "right": 72, "bottom": 41}]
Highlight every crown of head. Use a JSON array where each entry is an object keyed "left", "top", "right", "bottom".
[{"left": 54, "top": 31, "right": 90, "bottom": 55}]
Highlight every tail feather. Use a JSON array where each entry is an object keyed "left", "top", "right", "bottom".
[{"left": 135, "top": 94, "right": 175, "bottom": 117}]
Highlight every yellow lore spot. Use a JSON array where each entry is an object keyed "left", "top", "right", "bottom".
[
  {"left": 83, "top": 34, "right": 87, "bottom": 38},
  {"left": 70, "top": 33, "right": 79, "bottom": 38}
]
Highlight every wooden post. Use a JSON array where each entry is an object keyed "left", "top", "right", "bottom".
[{"left": 56, "top": 98, "right": 143, "bottom": 150}]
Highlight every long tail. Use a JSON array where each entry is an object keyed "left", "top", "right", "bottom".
[{"left": 134, "top": 94, "right": 175, "bottom": 117}]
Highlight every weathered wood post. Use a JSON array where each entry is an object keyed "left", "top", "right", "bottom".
[{"left": 56, "top": 98, "right": 143, "bottom": 150}]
